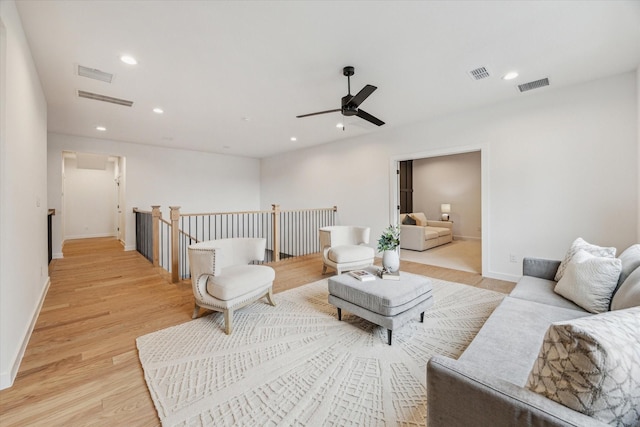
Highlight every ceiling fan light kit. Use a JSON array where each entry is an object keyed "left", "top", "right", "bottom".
[{"left": 297, "top": 66, "right": 385, "bottom": 127}]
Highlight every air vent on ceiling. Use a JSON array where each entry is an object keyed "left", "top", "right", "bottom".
[
  {"left": 77, "top": 65, "right": 113, "bottom": 83},
  {"left": 518, "top": 78, "right": 550, "bottom": 93},
  {"left": 77, "top": 90, "right": 133, "bottom": 107},
  {"left": 468, "top": 66, "right": 490, "bottom": 81}
]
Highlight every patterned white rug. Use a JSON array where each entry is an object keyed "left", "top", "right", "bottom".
[{"left": 137, "top": 278, "right": 504, "bottom": 426}]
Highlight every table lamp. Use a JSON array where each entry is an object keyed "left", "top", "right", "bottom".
[{"left": 441, "top": 204, "right": 451, "bottom": 221}]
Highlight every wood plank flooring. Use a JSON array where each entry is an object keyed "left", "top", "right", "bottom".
[{"left": 0, "top": 237, "right": 514, "bottom": 426}]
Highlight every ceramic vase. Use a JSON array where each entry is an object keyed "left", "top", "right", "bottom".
[{"left": 382, "top": 250, "right": 400, "bottom": 273}]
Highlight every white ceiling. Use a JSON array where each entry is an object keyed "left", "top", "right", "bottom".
[{"left": 15, "top": 1, "right": 640, "bottom": 159}]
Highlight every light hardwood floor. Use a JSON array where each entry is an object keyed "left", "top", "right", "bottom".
[{"left": 0, "top": 237, "right": 514, "bottom": 426}]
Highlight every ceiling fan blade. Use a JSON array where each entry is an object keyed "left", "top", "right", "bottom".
[
  {"left": 348, "top": 84, "right": 377, "bottom": 108},
  {"left": 296, "top": 108, "right": 341, "bottom": 118},
  {"left": 356, "top": 109, "right": 385, "bottom": 126}
]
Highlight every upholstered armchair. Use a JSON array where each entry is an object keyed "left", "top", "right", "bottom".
[
  {"left": 319, "top": 226, "right": 375, "bottom": 275},
  {"left": 188, "top": 238, "right": 276, "bottom": 334}
]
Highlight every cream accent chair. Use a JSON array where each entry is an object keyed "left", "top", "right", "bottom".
[
  {"left": 319, "top": 226, "right": 375, "bottom": 275},
  {"left": 188, "top": 238, "right": 276, "bottom": 334}
]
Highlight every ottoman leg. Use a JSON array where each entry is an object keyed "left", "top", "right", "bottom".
[
  {"left": 387, "top": 329, "right": 392, "bottom": 345},
  {"left": 337, "top": 307, "right": 342, "bottom": 321},
  {"left": 420, "top": 312, "right": 425, "bottom": 323}
]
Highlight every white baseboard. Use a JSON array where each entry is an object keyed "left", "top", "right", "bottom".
[
  {"left": 124, "top": 244, "right": 137, "bottom": 251},
  {"left": 0, "top": 276, "right": 50, "bottom": 390},
  {"left": 64, "top": 232, "right": 116, "bottom": 240},
  {"left": 53, "top": 252, "right": 64, "bottom": 259},
  {"left": 483, "top": 270, "right": 520, "bottom": 283},
  {"left": 453, "top": 235, "right": 481, "bottom": 241}
]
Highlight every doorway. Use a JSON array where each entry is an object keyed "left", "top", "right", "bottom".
[
  {"left": 390, "top": 147, "right": 486, "bottom": 274},
  {"left": 61, "top": 152, "right": 126, "bottom": 245}
]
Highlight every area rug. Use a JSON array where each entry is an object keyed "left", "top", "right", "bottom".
[{"left": 137, "top": 278, "right": 504, "bottom": 426}]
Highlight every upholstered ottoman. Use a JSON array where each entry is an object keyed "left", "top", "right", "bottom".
[{"left": 328, "top": 268, "right": 434, "bottom": 345}]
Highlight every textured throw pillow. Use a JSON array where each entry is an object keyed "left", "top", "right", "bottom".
[
  {"left": 554, "top": 250, "right": 621, "bottom": 313},
  {"left": 555, "top": 237, "right": 616, "bottom": 282},
  {"left": 526, "top": 308, "right": 640, "bottom": 426},
  {"left": 402, "top": 215, "right": 416, "bottom": 225},
  {"left": 409, "top": 212, "right": 427, "bottom": 227},
  {"left": 611, "top": 266, "right": 640, "bottom": 311}
]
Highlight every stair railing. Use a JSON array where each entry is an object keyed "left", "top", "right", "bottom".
[{"left": 134, "top": 205, "right": 337, "bottom": 282}]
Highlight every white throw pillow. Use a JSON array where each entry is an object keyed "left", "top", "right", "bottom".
[
  {"left": 526, "top": 308, "right": 640, "bottom": 426},
  {"left": 554, "top": 250, "right": 621, "bottom": 313},
  {"left": 555, "top": 237, "right": 616, "bottom": 282}
]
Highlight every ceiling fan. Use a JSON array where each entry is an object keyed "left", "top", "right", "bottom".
[{"left": 296, "top": 66, "right": 385, "bottom": 126}]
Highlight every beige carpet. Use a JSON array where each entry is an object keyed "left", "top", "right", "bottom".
[
  {"left": 400, "top": 239, "right": 481, "bottom": 273},
  {"left": 137, "top": 278, "right": 504, "bottom": 426}
]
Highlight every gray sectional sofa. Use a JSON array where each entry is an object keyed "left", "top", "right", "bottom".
[{"left": 427, "top": 251, "right": 640, "bottom": 427}]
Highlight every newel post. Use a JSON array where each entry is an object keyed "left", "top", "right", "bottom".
[
  {"left": 170, "top": 206, "right": 181, "bottom": 283},
  {"left": 272, "top": 204, "right": 280, "bottom": 262},
  {"left": 151, "top": 205, "right": 161, "bottom": 267}
]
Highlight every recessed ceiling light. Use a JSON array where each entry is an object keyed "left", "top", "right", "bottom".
[
  {"left": 290, "top": 137, "right": 297, "bottom": 142},
  {"left": 120, "top": 55, "right": 137, "bottom": 65},
  {"left": 96, "top": 126, "right": 107, "bottom": 131},
  {"left": 153, "top": 107, "right": 164, "bottom": 114},
  {"left": 502, "top": 71, "right": 519, "bottom": 80},
  {"left": 336, "top": 123, "right": 343, "bottom": 128}
]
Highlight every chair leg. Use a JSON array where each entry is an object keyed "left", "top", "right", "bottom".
[
  {"left": 224, "top": 309, "right": 233, "bottom": 335},
  {"left": 192, "top": 303, "right": 200, "bottom": 319},
  {"left": 266, "top": 288, "right": 276, "bottom": 306},
  {"left": 322, "top": 265, "right": 327, "bottom": 274}
]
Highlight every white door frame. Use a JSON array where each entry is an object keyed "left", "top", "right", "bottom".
[{"left": 388, "top": 143, "right": 489, "bottom": 276}]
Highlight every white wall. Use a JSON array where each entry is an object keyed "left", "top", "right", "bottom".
[
  {"left": 63, "top": 156, "right": 118, "bottom": 239},
  {"left": 261, "top": 71, "right": 638, "bottom": 281},
  {"left": 48, "top": 133, "right": 261, "bottom": 256},
  {"left": 0, "top": 0, "right": 49, "bottom": 389},
  {"left": 412, "top": 152, "right": 481, "bottom": 239}
]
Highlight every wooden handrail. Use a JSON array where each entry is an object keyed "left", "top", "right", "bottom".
[
  {"left": 178, "top": 228, "right": 200, "bottom": 244},
  {"left": 178, "top": 205, "right": 337, "bottom": 217}
]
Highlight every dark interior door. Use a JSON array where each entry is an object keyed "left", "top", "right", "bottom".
[{"left": 399, "top": 160, "right": 413, "bottom": 214}]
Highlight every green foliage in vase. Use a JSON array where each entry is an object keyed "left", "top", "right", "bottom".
[{"left": 377, "top": 224, "right": 400, "bottom": 252}]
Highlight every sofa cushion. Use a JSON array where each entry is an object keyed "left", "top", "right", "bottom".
[
  {"left": 526, "top": 308, "right": 640, "bottom": 426},
  {"left": 328, "top": 245, "right": 374, "bottom": 263},
  {"left": 409, "top": 212, "right": 427, "bottom": 226},
  {"left": 510, "top": 276, "right": 585, "bottom": 311},
  {"left": 611, "top": 266, "right": 640, "bottom": 311},
  {"left": 555, "top": 237, "right": 616, "bottom": 281},
  {"left": 554, "top": 250, "right": 621, "bottom": 313},
  {"left": 616, "top": 243, "right": 640, "bottom": 288},
  {"left": 424, "top": 229, "right": 439, "bottom": 240},
  {"left": 429, "top": 226, "right": 451, "bottom": 238},
  {"left": 458, "top": 297, "right": 588, "bottom": 387},
  {"left": 208, "top": 265, "right": 275, "bottom": 300}
]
